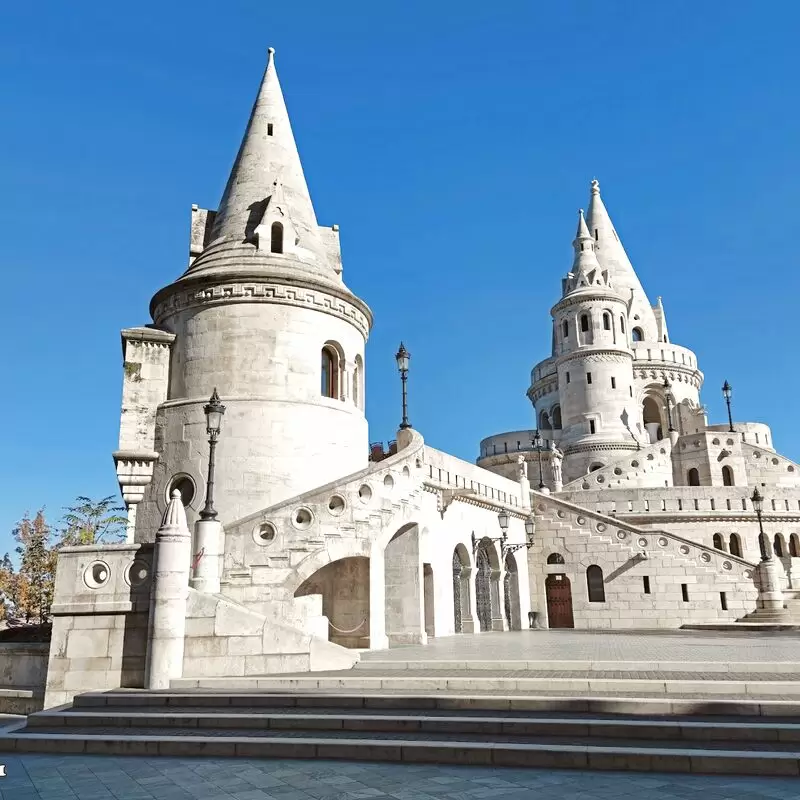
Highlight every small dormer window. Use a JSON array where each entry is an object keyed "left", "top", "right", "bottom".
[{"left": 267, "top": 123, "right": 274, "bottom": 136}]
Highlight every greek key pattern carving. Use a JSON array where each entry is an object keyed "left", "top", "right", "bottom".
[{"left": 153, "top": 282, "right": 370, "bottom": 337}]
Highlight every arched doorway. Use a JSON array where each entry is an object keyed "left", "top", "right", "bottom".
[
  {"left": 503, "top": 553, "right": 521, "bottom": 630},
  {"left": 545, "top": 573, "right": 574, "bottom": 629},
  {"left": 475, "top": 544, "right": 493, "bottom": 632},
  {"left": 642, "top": 395, "right": 664, "bottom": 443},
  {"left": 452, "top": 545, "right": 471, "bottom": 633}
]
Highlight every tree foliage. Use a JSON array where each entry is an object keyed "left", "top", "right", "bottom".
[
  {"left": 13, "top": 510, "right": 55, "bottom": 624},
  {"left": 58, "top": 495, "right": 127, "bottom": 547}
]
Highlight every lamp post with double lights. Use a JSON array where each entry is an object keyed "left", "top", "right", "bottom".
[
  {"left": 471, "top": 511, "right": 535, "bottom": 558},
  {"left": 722, "top": 380, "right": 734, "bottom": 433},
  {"left": 199, "top": 388, "right": 226, "bottom": 521},
  {"left": 395, "top": 343, "right": 411, "bottom": 430},
  {"left": 532, "top": 429, "right": 546, "bottom": 490}
]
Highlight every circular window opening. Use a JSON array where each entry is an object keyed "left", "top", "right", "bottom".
[
  {"left": 84, "top": 561, "right": 111, "bottom": 590},
  {"left": 384, "top": 474, "right": 394, "bottom": 490},
  {"left": 726, "top": 438, "right": 734, "bottom": 446},
  {"left": 125, "top": 560, "right": 149, "bottom": 588},
  {"left": 328, "top": 495, "right": 345, "bottom": 516},
  {"left": 712, "top": 438, "right": 720, "bottom": 446},
  {"left": 167, "top": 474, "right": 195, "bottom": 507},
  {"left": 613, "top": 467, "right": 623, "bottom": 475},
  {"left": 358, "top": 484, "right": 372, "bottom": 503},
  {"left": 772, "top": 458, "right": 779, "bottom": 465},
  {"left": 294, "top": 508, "right": 313, "bottom": 529},
  {"left": 631, "top": 460, "right": 640, "bottom": 468},
  {"left": 255, "top": 522, "right": 276, "bottom": 544}
]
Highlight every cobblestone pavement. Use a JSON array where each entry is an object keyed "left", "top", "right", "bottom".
[
  {"left": 359, "top": 629, "right": 800, "bottom": 664},
  {"left": 1, "top": 755, "right": 799, "bottom": 799}
]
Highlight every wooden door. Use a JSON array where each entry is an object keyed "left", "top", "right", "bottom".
[{"left": 545, "top": 574, "right": 574, "bottom": 629}]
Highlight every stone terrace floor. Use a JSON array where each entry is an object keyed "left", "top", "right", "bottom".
[
  {"left": 3, "top": 755, "right": 800, "bottom": 800},
  {"left": 359, "top": 628, "right": 800, "bottom": 664}
]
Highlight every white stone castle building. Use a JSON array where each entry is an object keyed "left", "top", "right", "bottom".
[{"left": 43, "top": 51, "right": 799, "bottom": 706}]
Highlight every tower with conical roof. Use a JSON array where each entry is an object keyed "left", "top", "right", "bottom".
[
  {"left": 118, "top": 50, "right": 372, "bottom": 539},
  {"left": 548, "top": 209, "right": 639, "bottom": 478}
]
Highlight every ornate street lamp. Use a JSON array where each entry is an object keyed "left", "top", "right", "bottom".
[
  {"left": 395, "top": 342, "right": 411, "bottom": 430},
  {"left": 503, "top": 516, "right": 536, "bottom": 558},
  {"left": 751, "top": 487, "right": 769, "bottom": 561},
  {"left": 532, "top": 429, "right": 545, "bottom": 489},
  {"left": 199, "top": 388, "right": 226, "bottom": 521},
  {"left": 471, "top": 510, "right": 509, "bottom": 555},
  {"left": 722, "top": 380, "right": 734, "bottom": 433},
  {"left": 663, "top": 378, "right": 675, "bottom": 433}
]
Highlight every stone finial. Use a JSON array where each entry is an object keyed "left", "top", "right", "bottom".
[
  {"left": 268, "top": 46, "right": 276, "bottom": 63},
  {"left": 159, "top": 489, "right": 189, "bottom": 533},
  {"left": 591, "top": 178, "right": 600, "bottom": 195}
]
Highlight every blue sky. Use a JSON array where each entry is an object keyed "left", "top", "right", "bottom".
[{"left": 1, "top": 2, "right": 798, "bottom": 558}]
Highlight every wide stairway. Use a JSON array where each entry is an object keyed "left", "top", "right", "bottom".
[{"left": 4, "top": 653, "right": 800, "bottom": 776}]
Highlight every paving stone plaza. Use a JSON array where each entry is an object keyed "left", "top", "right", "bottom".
[{"left": 2, "top": 754, "right": 800, "bottom": 800}]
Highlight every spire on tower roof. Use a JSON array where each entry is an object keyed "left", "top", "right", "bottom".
[
  {"left": 564, "top": 209, "right": 612, "bottom": 295},
  {"left": 585, "top": 179, "right": 657, "bottom": 336},
  {"left": 206, "top": 48, "right": 321, "bottom": 257}
]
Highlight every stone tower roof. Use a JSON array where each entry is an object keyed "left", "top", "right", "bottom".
[
  {"left": 586, "top": 180, "right": 658, "bottom": 334},
  {"left": 182, "top": 48, "right": 342, "bottom": 289}
]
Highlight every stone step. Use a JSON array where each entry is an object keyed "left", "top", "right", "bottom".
[
  {"left": 25, "top": 706, "right": 800, "bottom": 744},
  {"left": 69, "top": 690, "right": 800, "bottom": 717},
  {"left": 169, "top": 672, "right": 800, "bottom": 697},
  {"left": 353, "top": 659, "right": 800, "bottom": 673},
  {"left": 1, "top": 724, "right": 799, "bottom": 775}
]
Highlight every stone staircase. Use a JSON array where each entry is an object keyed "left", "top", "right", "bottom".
[{"left": 4, "top": 682, "right": 800, "bottom": 775}]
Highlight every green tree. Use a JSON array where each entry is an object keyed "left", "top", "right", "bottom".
[
  {"left": 58, "top": 496, "right": 127, "bottom": 547},
  {"left": 13, "top": 510, "right": 55, "bottom": 624},
  {"left": 0, "top": 553, "right": 16, "bottom": 620}
]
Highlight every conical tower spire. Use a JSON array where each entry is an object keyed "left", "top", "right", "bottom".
[
  {"left": 207, "top": 48, "right": 321, "bottom": 257},
  {"left": 564, "top": 209, "right": 610, "bottom": 294},
  {"left": 586, "top": 179, "right": 657, "bottom": 337}
]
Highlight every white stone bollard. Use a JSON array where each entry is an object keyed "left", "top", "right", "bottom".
[
  {"left": 145, "top": 490, "right": 192, "bottom": 690},
  {"left": 190, "top": 518, "right": 223, "bottom": 594},
  {"left": 757, "top": 556, "right": 785, "bottom": 614}
]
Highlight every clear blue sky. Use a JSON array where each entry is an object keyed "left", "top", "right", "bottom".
[{"left": 1, "top": 2, "right": 798, "bottom": 558}]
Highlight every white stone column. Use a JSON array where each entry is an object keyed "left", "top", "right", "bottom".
[
  {"left": 757, "top": 556, "right": 785, "bottom": 614},
  {"left": 145, "top": 490, "right": 192, "bottom": 691},
  {"left": 190, "top": 519, "right": 223, "bottom": 594}
]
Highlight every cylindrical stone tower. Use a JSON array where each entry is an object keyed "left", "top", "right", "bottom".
[
  {"left": 132, "top": 50, "right": 372, "bottom": 537},
  {"left": 551, "top": 211, "right": 639, "bottom": 481}
]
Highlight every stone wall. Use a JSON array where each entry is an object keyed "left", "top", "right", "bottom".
[
  {"left": 0, "top": 643, "right": 49, "bottom": 714},
  {"left": 44, "top": 543, "right": 153, "bottom": 709}
]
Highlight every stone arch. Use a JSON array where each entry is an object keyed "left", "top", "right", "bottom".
[
  {"left": 384, "top": 523, "right": 424, "bottom": 645},
  {"left": 539, "top": 410, "right": 552, "bottom": 430},
  {"left": 722, "top": 465, "right": 734, "bottom": 486},
  {"left": 729, "top": 533, "right": 742, "bottom": 558},
  {"left": 790, "top": 534, "right": 800, "bottom": 558},
  {"left": 475, "top": 537, "right": 501, "bottom": 632},
  {"left": 774, "top": 533, "right": 786, "bottom": 558},
  {"left": 712, "top": 533, "right": 725, "bottom": 551},
  {"left": 546, "top": 552, "right": 565, "bottom": 564},
  {"left": 551, "top": 405, "right": 562, "bottom": 430},
  {"left": 321, "top": 341, "right": 344, "bottom": 399},
  {"left": 452, "top": 544, "right": 471, "bottom": 634},
  {"left": 687, "top": 468, "right": 700, "bottom": 486},
  {"left": 503, "top": 552, "right": 521, "bottom": 631},
  {"left": 294, "top": 556, "right": 369, "bottom": 648},
  {"left": 642, "top": 393, "right": 664, "bottom": 443},
  {"left": 586, "top": 564, "right": 605, "bottom": 602}
]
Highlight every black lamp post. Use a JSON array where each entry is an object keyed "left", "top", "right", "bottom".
[
  {"left": 199, "top": 388, "right": 226, "bottom": 521},
  {"left": 663, "top": 378, "right": 675, "bottom": 433},
  {"left": 722, "top": 380, "right": 734, "bottom": 433},
  {"left": 395, "top": 342, "right": 411, "bottom": 430},
  {"left": 532, "top": 429, "right": 545, "bottom": 489},
  {"left": 751, "top": 487, "right": 769, "bottom": 561}
]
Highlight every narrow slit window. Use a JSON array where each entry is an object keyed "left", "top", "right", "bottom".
[
  {"left": 720, "top": 592, "right": 727, "bottom": 611},
  {"left": 643, "top": 576, "right": 651, "bottom": 594},
  {"left": 267, "top": 123, "right": 274, "bottom": 136},
  {"left": 611, "top": 377, "right": 616, "bottom": 389},
  {"left": 589, "top": 420, "right": 596, "bottom": 434},
  {"left": 270, "top": 221, "right": 284, "bottom": 253},
  {"left": 681, "top": 584, "right": 689, "bottom": 602},
  {"left": 587, "top": 372, "right": 592, "bottom": 385},
  {"left": 566, "top": 372, "right": 571, "bottom": 384}
]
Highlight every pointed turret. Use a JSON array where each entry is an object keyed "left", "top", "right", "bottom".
[
  {"left": 564, "top": 209, "right": 612, "bottom": 295},
  {"left": 586, "top": 180, "right": 658, "bottom": 339},
  {"left": 210, "top": 48, "right": 318, "bottom": 247}
]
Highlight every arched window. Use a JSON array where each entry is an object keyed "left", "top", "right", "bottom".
[
  {"left": 552, "top": 405, "right": 562, "bottom": 430},
  {"left": 712, "top": 533, "right": 724, "bottom": 550},
  {"left": 539, "top": 410, "right": 552, "bottom": 430},
  {"left": 620, "top": 316, "right": 626, "bottom": 333},
  {"left": 546, "top": 553, "right": 565, "bottom": 564},
  {"left": 321, "top": 345, "right": 339, "bottom": 399},
  {"left": 586, "top": 565, "right": 605, "bottom": 602},
  {"left": 353, "top": 355, "right": 363, "bottom": 409},
  {"left": 603, "top": 312, "right": 611, "bottom": 331},
  {"left": 722, "top": 465, "right": 734, "bottom": 486},
  {"left": 791, "top": 534, "right": 800, "bottom": 558},
  {"left": 632, "top": 327, "right": 643, "bottom": 342},
  {"left": 687, "top": 468, "right": 700, "bottom": 486},
  {"left": 729, "top": 533, "right": 742, "bottom": 558},
  {"left": 270, "top": 221, "right": 284, "bottom": 254},
  {"left": 580, "top": 314, "right": 590, "bottom": 332},
  {"left": 562, "top": 320, "right": 569, "bottom": 339},
  {"left": 774, "top": 534, "right": 785, "bottom": 558}
]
